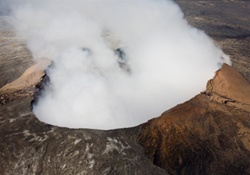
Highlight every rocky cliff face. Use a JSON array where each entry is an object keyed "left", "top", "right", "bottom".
[
  {"left": 139, "top": 64, "right": 250, "bottom": 175},
  {"left": 0, "top": 1, "right": 250, "bottom": 175},
  {"left": 206, "top": 64, "right": 250, "bottom": 113}
]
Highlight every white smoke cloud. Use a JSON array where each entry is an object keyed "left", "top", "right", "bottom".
[{"left": 9, "top": 0, "right": 230, "bottom": 129}]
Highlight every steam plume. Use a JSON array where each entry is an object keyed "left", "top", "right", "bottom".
[{"left": 8, "top": 0, "right": 230, "bottom": 129}]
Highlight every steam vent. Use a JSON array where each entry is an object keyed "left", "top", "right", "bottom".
[{"left": 1, "top": 1, "right": 250, "bottom": 175}]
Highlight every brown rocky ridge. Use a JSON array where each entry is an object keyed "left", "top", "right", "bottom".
[
  {"left": 139, "top": 64, "right": 250, "bottom": 174},
  {"left": 0, "top": 59, "right": 50, "bottom": 105}
]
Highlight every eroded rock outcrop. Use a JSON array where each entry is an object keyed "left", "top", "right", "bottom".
[
  {"left": 206, "top": 64, "right": 250, "bottom": 112},
  {"left": 0, "top": 59, "right": 50, "bottom": 105},
  {"left": 0, "top": 58, "right": 50, "bottom": 93},
  {"left": 139, "top": 64, "right": 250, "bottom": 175}
]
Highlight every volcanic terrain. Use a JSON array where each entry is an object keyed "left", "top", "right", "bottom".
[{"left": 0, "top": 1, "right": 250, "bottom": 175}]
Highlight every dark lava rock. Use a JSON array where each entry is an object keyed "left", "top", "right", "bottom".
[
  {"left": 0, "top": 97, "right": 166, "bottom": 175},
  {"left": 0, "top": 16, "right": 34, "bottom": 88}
]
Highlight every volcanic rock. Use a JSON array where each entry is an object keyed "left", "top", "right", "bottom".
[
  {"left": 206, "top": 64, "right": 250, "bottom": 112},
  {"left": 0, "top": 58, "right": 50, "bottom": 93},
  {"left": 0, "top": 62, "right": 166, "bottom": 174},
  {"left": 0, "top": 1, "right": 250, "bottom": 175},
  {"left": 138, "top": 64, "right": 250, "bottom": 174},
  {"left": 0, "top": 98, "right": 166, "bottom": 174},
  {"left": 0, "top": 59, "right": 50, "bottom": 105}
]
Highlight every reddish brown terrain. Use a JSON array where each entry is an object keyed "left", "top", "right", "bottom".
[
  {"left": 139, "top": 64, "right": 250, "bottom": 174},
  {"left": 0, "top": 1, "right": 249, "bottom": 175}
]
